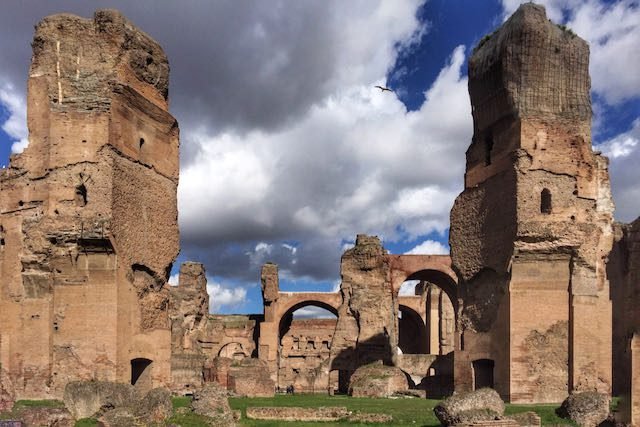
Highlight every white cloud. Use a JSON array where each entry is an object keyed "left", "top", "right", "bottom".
[
  {"left": 501, "top": 0, "right": 640, "bottom": 104},
  {"left": 597, "top": 119, "right": 640, "bottom": 222},
  {"left": 207, "top": 280, "right": 248, "bottom": 313},
  {"left": 598, "top": 120, "right": 639, "bottom": 159},
  {"left": 0, "top": 3, "right": 472, "bottom": 286},
  {"left": 178, "top": 45, "right": 470, "bottom": 281},
  {"left": 0, "top": 83, "right": 28, "bottom": 153},
  {"left": 405, "top": 239, "right": 449, "bottom": 255},
  {"left": 168, "top": 273, "right": 180, "bottom": 287},
  {"left": 292, "top": 306, "right": 337, "bottom": 319},
  {"left": 399, "top": 279, "right": 420, "bottom": 296}
]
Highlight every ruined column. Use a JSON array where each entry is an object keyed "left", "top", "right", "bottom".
[
  {"left": 427, "top": 285, "right": 441, "bottom": 354},
  {"left": 0, "top": 10, "right": 179, "bottom": 398},
  {"left": 167, "top": 262, "right": 209, "bottom": 393},
  {"left": 329, "top": 235, "right": 396, "bottom": 387},
  {"left": 258, "top": 262, "right": 280, "bottom": 381},
  {"left": 449, "top": 3, "right": 613, "bottom": 402}
]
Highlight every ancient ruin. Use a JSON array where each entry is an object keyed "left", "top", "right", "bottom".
[
  {"left": 0, "top": 3, "right": 639, "bottom": 426},
  {"left": 0, "top": 10, "right": 179, "bottom": 400},
  {"left": 450, "top": 2, "right": 614, "bottom": 403}
]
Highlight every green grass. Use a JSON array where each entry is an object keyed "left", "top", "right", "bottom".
[
  {"left": 0, "top": 394, "right": 599, "bottom": 426},
  {"left": 0, "top": 399, "right": 66, "bottom": 421},
  {"left": 230, "top": 394, "right": 442, "bottom": 426},
  {"left": 230, "top": 394, "right": 581, "bottom": 427},
  {"left": 12, "top": 399, "right": 65, "bottom": 408},
  {"left": 172, "top": 396, "right": 192, "bottom": 409},
  {"left": 166, "top": 408, "right": 216, "bottom": 427},
  {"left": 505, "top": 403, "right": 575, "bottom": 426},
  {"left": 74, "top": 418, "right": 99, "bottom": 427}
]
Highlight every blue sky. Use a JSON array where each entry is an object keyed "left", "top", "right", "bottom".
[{"left": 1, "top": 0, "right": 638, "bottom": 316}]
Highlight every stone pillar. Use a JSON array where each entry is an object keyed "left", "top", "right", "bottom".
[
  {"left": 439, "top": 290, "right": 455, "bottom": 355},
  {"left": 258, "top": 263, "right": 280, "bottom": 382},
  {"left": 427, "top": 285, "right": 440, "bottom": 354},
  {"left": 329, "top": 235, "right": 395, "bottom": 380}
]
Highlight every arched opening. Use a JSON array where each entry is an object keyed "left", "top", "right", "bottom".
[
  {"left": 278, "top": 302, "right": 338, "bottom": 394},
  {"left": 131, "top": 358, "right": 153, "bottom": 391},
  {"left": 398, "top": 305, "right": 428, "bottom": 354},
  {"left": 472, "top": 358, "right": 495, "bottom": 390},
  {"left": 218, "top": 342, "right": 249, "bottom": 360},
  {"left": 485, "top": 134, "right": 494, "bottom": 166},
  {"left": 401, "top": 270, "right": 457, "bottom": 356},
  {"left": 75, "top": 184, "right": 87, "bottom": 207},
  {"left": 541, "top": 188, "right": 552, "bottom": 214}
]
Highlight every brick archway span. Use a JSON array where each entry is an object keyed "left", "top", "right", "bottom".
[{"left": 387, "top": 254, "right": 458, "bottom": 312}]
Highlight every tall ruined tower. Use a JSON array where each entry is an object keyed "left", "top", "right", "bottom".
[
  {"left": 0, "top": 11, "right": 179, "bottom": 399},
  {"left": 450, "top": 4, "right": 613, "bottom": 403},
  {"left": 329, "top": 235, "right": 397, "bottom": 389}
]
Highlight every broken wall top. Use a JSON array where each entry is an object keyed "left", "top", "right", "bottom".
[
  {"left": 9, "top": 9, "right": 179, "bottom": 181},
  {"left": 469, "top": 3, "right": 591, "bottom": 132},
  {"left": 30, "top": 9, "right": 169, "bottom": 111}
]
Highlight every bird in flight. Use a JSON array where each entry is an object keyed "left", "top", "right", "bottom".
[{"left": 374, "top": 85, "right": 393, "bottom": 92}]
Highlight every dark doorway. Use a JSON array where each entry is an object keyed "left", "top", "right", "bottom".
[
  {"left": 472, "top": 359, "right": 494, "bottom": 389},
  {"left": 338, "top": 369, "right": 351, "bottom": 394},
  {"left": 398, "top": 306, "right": 428, "bottom": 354},
  {"left": 541, "top": 188, "right": 552, "bottom": 214},
  {"left": 131, "top": 358, "right": 153, "bottom": 391}
]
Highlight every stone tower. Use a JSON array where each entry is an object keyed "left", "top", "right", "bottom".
[
  {"left": 449, "top": 4, "right": 613, "bottom": 403},
  {"left": 0, "top": 10, "right": 179, "bottom": 399},
  {"left": 329, "top": 235, "right": 397, "bottom": 390}
]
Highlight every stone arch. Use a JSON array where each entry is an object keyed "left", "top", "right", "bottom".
[
  {"left": 131, "top": 357, "right": 153, "bottom": 393},
  {"left": 403, "top": 269, "right": 458, "bottom": 314},
  {"left": 398, "top": 305, "right": 428, "bottom": 354},
  {"left": 276, "top": 300, "right": 338, "bottom": 393},
  {"left": 218, "top": 342, "right": 249, "bottom": 360},
  {"left": 278, "top": 300, "right": 338, "bottom": 341}
]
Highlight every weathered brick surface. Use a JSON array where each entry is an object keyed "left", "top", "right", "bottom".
[
  {"left": 450, "top": 3, "right": 613, "bottom": 402},
  {"left": 246, "top": 406, "right": 349, "bottom": 422},
  {"left": 0, "top": 10, "right": 178, "bottom": 399}
]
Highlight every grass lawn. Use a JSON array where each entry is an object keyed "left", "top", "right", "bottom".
[
  {"left": 229, "top": 394, "right": 574, "bottom": 426},
  {"left": 0, "top": 394, "right": 581, "bottom": 426}
]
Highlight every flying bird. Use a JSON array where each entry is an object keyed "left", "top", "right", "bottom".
[{"left": 374, "top": 85, "right": 393, "bottom": 93}]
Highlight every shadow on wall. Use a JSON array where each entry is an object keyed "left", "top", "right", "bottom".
[{"left": 329, "top": 332, "right": 394, "bottom": 394}]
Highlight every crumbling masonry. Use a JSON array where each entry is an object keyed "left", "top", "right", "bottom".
[
  {"left": 0, "top": 5, "right": 639, "bottom": 426},
  {"left": 0, "top": 10, "right": 179, "bottom": 400}
]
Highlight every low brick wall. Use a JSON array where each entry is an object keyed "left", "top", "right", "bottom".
[
  {"left": 246, "top": 406, "right": 349, "bottom": 421},
  {"left": 453, "top": 412, "right": 541, "bottom": 427},
  {"left": 453, "top": 420, "right": 520, "bottom": 427},
  {"left": 509, "top": 411, "right": 542, "bottom": 427}
]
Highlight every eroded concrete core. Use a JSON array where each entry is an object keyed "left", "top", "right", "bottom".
[
  {"left": 450, "top": 3, "right": 614, "bottom": 403},
  {"left": 0, "top": 10, "right": 179, "bottom": 400}
]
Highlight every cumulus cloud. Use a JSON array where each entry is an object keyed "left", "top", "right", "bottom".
[
  {"left": 0, "top": 84, "right": 28, "bottom": 154},
  {"left": 168, "top": 273, "right": 180, "bottom": 286},
  {"left": 292, "top": 306, "right": 337, "bottom": 319},
  {"left": 597, "top": 119, "right": 640, "bottom": 222},
  {"left": 399, "top": 280, "right": 421, "bottom": 296},
  {"left": 207, "top": 280, "right": 248, "bottom": 313},
  {"left": 405, "top": 239, "right": 449, "bottom": 255},
  {"left": 179, "top": 45, "right": 470, "bottom": 284}
]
